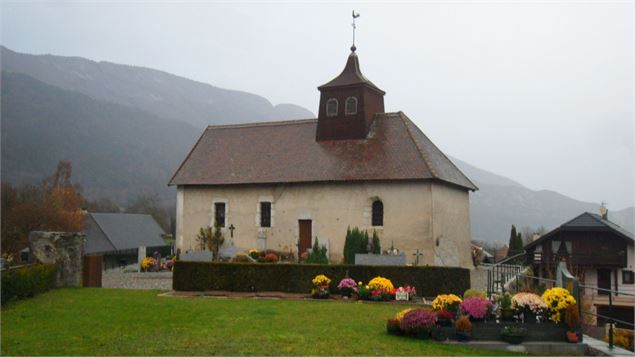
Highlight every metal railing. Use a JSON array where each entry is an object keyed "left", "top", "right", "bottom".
[
  {"left": 484, "top": 252, "right": 525, "bottom": 298},
  {"left": 513, "top": 272, "right": 634, "bottom": 351}
]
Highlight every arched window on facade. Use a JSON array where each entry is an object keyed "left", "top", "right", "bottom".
[
  {"left": 372, "top": 200, "right": 383, "bottom": 227},
  {"left": 345, "top": 96, "right": 358, "bottom": 115},
  {"left": 326, "top": 98, "right": 338, "bottom": 117}
]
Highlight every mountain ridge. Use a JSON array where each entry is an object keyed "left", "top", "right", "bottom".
[{"left": 1, "top": 46, "right": 315, "bottom": 128}]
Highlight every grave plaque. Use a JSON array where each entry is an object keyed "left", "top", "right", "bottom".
[{"left": 395, "top": 291, "right": 409, "bottom": 301}]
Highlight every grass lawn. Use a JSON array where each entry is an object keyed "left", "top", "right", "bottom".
[{"left": 2, "top": 288, "right": 518, "bottom": 356}]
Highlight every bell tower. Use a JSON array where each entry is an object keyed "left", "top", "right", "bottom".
[{"left": 316, "top": 12, "right": 385, "bottom": 141}]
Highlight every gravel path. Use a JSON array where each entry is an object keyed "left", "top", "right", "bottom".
[{"left": 102, "top": 269, "right": 172, "bottom": 290}]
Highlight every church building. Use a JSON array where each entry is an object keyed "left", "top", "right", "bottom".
[{"left": 169, "top": 46, "right": 477, "bottom": 267}]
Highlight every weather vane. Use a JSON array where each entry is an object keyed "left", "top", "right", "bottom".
[{"left": 351, "top": 10, "right": 360, "bottom": 51}]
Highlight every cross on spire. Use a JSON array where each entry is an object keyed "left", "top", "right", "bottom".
[{"left": 351, "top": 10, "right": 360, "bottom": 52}]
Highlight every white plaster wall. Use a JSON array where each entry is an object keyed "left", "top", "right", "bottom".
[{"left": 176, "top": 181, "right": 472, "bottom": 267}]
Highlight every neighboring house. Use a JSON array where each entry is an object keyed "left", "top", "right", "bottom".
[
  {"left": 471, "top": 242, "right": 495, "bottom": 265},
  {"left": 524, "top": 210, "right": 634, "bottom": 327},
  {"left": 495, "top": 245, "right": 509, "bottom": 262},
  {"left": 84, "top": 213, "right": 169, "bottom": 269},
  {"left": 169, "top": 47, "right": 477, "bottom": 267}
]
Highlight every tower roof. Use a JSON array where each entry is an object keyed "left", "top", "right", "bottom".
[{"left": 318, "top": 50, "right": 385, "bottom": 94}]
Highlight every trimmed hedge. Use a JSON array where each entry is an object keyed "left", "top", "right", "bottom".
[
  {"left": 173, "top": 262, "right": 469, "bottom": 297},
  {"left": 1, "top": 264, "right": 57, "bottom": 306}
]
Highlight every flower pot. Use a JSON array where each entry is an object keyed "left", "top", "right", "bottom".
[
  {"left": 566, "top": 331, "right": 579, "bottom": 343},
  {"left": 502, "top": 334, "right": 526, "bottom": 345},
  {"left": 501, "top": 308, "right": 514, "bottom": 321},
  {"left": 456, "top": 331, "right": 471, "bottom": 342},
  {"left": 437, "top": 319, "right": 453, "bottom": 327},
  {"left": 523, "top": 311, "right": 536, "bottom": 324},
  {"left": 432, "top": 328, "right": 447, "bottom": 341}
]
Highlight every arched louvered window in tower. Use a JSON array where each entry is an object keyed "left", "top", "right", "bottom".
[
  {"left": 326, "top": 98, "right": 338, "bottom": 117},
  {"left": 345, "top": 96, "right": 358, "bottom": 115}
]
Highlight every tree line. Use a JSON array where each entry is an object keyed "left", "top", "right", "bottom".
[{"left": 1, "top": 161, "right": 173, "bottom": 259}]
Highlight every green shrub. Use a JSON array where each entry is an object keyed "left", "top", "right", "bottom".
[
  {"left": 371, "top": 230, "right": 381, "bottom": 254},
  {"left": 306, "top": 238, "right": 328, "bottom": 264},
  {"left": 174, "top": 262, "right": 470, "bottom": 297},
  {"left": 1, "top": 264, "right": 57, "bottom": 306},
  {"left": 463, "top": 288, "right": 486, "bottom": 299},
  {"left": 343, "top": 227, "right": 375, "bottom": 264}
]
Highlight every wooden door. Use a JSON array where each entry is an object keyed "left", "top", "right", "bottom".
[
  {"left": 597, "top": 269, "right": 611, "bottom": 295},
  {"left": 298, "top": 220, "right": 312, "bottom": 255},
  {"left": 83, "top": 255, "right": 103, "bottom": 288}
]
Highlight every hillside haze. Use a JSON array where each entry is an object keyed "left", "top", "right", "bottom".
[
  {"left": 1, "top": 46, "right": 314, "bottom": 129},
  {"left": 451, "top": 158, "right": 635, "bottom": 242},
  {"left": 1, "top": 47, "right": 632, "bottom": 242},
  {"left": 1, "top": 71, "right": 199, "bottom": 204}
]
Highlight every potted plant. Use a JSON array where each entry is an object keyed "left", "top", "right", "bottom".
[
  {"left": 310, "top": 274, "right": 331, "bottom": 299},
  {"left": 496, "top": 292, "right": 514, "bottom": 321},
  {"left": 455, "top": 316, "right": 472, "bottom": 342},
  {"left": 459, "top": 297, "right": 493, "bottom": 321},
  {"left": 436, "top": 309, "right": 454, "bottom": 327},
  {"left": 337, "top": 278, "right": 358, "bottom": 298},
  {"left": 432, "top": 294, "right": 463, "bottom": 315},
  {"left": 511, "top": 292, "right": 546, "bottom": 324},
  {"left": 564, "top": 303, "right": 580, "bottom": 343},
  {"left": 399, "top": 309, "right": 437, "bottom": 340},
  {"left": 500, "top": 326, "right": 528, "bottom": 345},
  {"left": 542, "top": 287, "right": 576, "bottom": 323}
]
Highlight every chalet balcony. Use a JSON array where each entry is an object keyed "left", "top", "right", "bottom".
[{"left": 537, "top": 253, "right": 626, "bottom": 268}]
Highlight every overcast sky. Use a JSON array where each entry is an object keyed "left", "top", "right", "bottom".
[{"left": 2, "top": 1, "right": 633, "bottom": 209}]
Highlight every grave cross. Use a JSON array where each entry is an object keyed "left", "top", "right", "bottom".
[
  {"left": 228, "top": 224, "right": 236, "bottom": 238},
  {"left": 412, "top": 249, "right": 423, "bottom": 266}
]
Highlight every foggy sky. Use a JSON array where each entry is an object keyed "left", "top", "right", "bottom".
[{"left": 2, "top": 1, "right": 633, "bottom": 210}]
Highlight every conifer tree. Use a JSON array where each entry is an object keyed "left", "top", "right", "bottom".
[{"left": 372, "top": 230, "right": 381, "bottom": 254}]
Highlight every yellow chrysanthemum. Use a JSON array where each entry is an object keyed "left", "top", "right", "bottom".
[
  {"left": 312, "top": 274, "right": 331, "bottom": 287},
  {"left": 367, "top": 276, "right": 394, "bottom": 293},
  {"left": 432, "top": 294, "right": 463, "bottom": 311},
  {"left": 541, "top": 287, "right": 576, "bottom": 323}
]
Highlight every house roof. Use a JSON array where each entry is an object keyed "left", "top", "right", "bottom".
[
  {"left": 169, "top": 112, "right": 477, "bottom": 191},
  {"left": 84, "top": 213, "right": 167, "bottom": 254},
  {"left": 525, "top": 212, "right": 634, "bottom": 250},
  {"left": 318, "top": 50, "right": 385, "bottom": 94}
]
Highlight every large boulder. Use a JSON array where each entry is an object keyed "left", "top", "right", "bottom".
[{"left": 29, "top": 231, "right": 85, "bottom": 287}]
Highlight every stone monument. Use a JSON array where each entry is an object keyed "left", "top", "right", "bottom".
[{"left": 29, "top": 231, "right": 85, "bottom": 287}]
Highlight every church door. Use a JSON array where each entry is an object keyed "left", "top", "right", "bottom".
[{"left": 298, "top": 220, "right": 312, "bottom": 255}]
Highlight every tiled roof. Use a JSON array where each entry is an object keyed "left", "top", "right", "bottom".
[
  {"left": 169, "top": 112, "right": 477, "bottom": 191},
  {"left": 85, "top": 213, "right": 167, "bottom": 253},
  {"left": 525, "top": 212, "right": 634, "bottom": 249}
]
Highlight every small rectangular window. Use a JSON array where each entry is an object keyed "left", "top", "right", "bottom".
[
  {"left": 623, "top": 271, "right": 634, "bottom": 285},
  {"left": 260, "top": 202, "right": 271, "bottom": 227},
  {"left": 214, "top": 202, "right": 226, "bottom": 227}
]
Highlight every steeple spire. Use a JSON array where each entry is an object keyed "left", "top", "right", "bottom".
[{"left": 351, "top": 10, "right": 360, "bottom": 52}]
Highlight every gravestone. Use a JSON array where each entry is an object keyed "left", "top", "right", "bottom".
[
  {"left": 257, "top": 232, "right": 266, "bottom": 251},
  {"left": 152, "top": 251, "right": 161, "bottom": 271},
  {"left": 137, "top": 246, "right": 146, "bottom": 270},
  {"left": 355, "top": 253, "right": 406, "bottom": 266},
  {"left": 29, "top": 231, "right": 85, "bottom": 287},
  {"left": 180, "top": 250, "right": 214, "bottom": 262}
]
